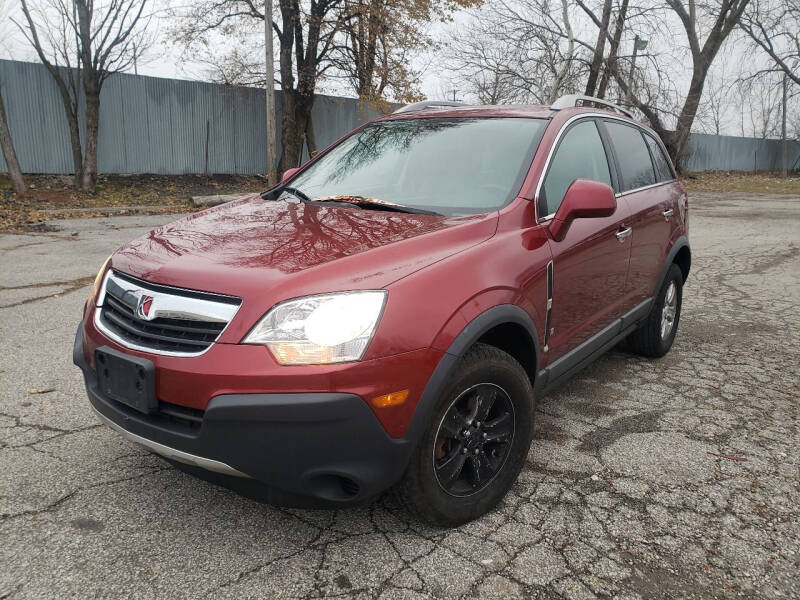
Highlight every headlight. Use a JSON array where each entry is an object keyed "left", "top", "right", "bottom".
[
  {"left": 243, "top": 291, "right": 387, "bottom": 365},
  {"left": 88, "top": 255, "right": 112, "bottom": 306}
]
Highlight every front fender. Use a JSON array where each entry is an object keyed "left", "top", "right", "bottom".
[{"left": 404, "top": 303, "right": 540, "bottom": 446}]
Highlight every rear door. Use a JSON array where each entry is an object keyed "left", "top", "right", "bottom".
[
  {"left": 538, "top": 118, "right": 633, "bottom": 362},
  {"left": 600, "top": 120, "right": 678, "bottom": 305}
]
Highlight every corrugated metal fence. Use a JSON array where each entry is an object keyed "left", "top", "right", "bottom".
[
  {"left": 684, "top": 132, "right": 800, "bottom": 173},
  {"left": 1, "top": 59, "right": 798, "bottom": 175},
  {"left": 0, "top": 59, "right": 384, "bottom": 175}
]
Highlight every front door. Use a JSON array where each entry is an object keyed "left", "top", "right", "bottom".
[{"left": 537, "top": 118, "right": 633, "bottom": 363}]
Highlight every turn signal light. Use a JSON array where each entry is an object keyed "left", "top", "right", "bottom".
[{"left": 372, "top": 389, "right": 409, "bottom": 408}]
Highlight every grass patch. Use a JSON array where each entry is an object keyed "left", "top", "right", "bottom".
[
  {"left": 0, "top": 173, "right": 266, "bottom": 232},
  {"left": 681, "top": 171, "right": 800, "bottom": 195}
]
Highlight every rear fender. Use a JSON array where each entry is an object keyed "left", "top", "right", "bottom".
[{"left": 654, "top": 235, "right": 690, "bottom": 296}]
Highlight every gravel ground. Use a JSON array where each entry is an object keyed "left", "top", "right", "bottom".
[{"left": 1, "top": 192, "right": 798, "bottom": 599}]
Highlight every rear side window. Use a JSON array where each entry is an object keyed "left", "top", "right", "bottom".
[
  {"left": 541, "top": 120, "right": 612, "bottom": 217},
  {"left": 643, "top": 134, "right": 674, "bottom": 182},
  {"left": 604, "top": 121, "right": 656, "bottom": 192}
]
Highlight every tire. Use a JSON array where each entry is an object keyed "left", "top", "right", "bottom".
[
  {"left": 628, "top": 263, "right": 683, "bottom": 358},
  {"left": 397, "top": 343, "right": 535, "bottom": 527}
]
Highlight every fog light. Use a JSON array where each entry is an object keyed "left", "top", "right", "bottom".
[{"left": 372, "top": 389, "right": 409, "bottom": 408}]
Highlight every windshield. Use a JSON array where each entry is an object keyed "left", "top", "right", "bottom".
[{"left": 287, "top": 117, "right": 547, "bottom": 216}]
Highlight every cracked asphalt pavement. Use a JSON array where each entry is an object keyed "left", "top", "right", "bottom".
[{"left": 1, "top": 191, "right": 798, "bottom": 599}]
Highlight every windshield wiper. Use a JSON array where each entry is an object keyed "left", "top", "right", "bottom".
[
  {"left": 276, "top": 186, "right": 312, "bottom": 203},
  {"left": 312, "top": 195, "right": 443, "bottom": 216}
]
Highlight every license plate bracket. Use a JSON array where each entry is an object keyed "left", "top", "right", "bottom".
[{"left": 95, "top": 346, "right": 157, "bottom": 414}]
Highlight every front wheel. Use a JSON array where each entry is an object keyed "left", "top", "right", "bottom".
[
  {"left": 397, "top": 343, "right": 535, "bottom": 526},
  {"left": 628, "top": 263, "right": 683, "bottom": 358}
]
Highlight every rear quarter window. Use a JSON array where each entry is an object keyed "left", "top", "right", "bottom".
[
  {"left": 643, "top": 134, "right": 675, "bottom": 182},
  {"left": 604, "top": 121, "right": 656, "bottom": 192}
]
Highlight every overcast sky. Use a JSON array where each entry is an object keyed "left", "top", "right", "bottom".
[{"left": 1, "top": 1, "right": 794, "bottom": 138}]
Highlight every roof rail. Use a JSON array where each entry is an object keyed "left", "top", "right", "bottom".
[
  {"left": 550, "top": 94, "right": 633, "bottom": 118},
  {"left": 393, "top": 100, "right": 468, "bottom": 114}
]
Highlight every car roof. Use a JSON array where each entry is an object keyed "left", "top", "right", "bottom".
[
  {"left": 382, "top": 104, "right": 554, "bottom": 120},
  {"left": 379, "top": 103, "right": 643, "bottom": 125}
]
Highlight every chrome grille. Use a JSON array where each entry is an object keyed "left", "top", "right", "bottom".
[{"left": 95, "top": 271, "right": 241, "bottom": 356}]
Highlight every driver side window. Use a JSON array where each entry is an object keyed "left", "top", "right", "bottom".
[{"left": 541, "top": 120, "right": 612, "bottom": 217}]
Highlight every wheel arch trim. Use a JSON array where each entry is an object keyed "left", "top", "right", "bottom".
[
  {"left": 655, "top": 236, "right": 690, "bottom": 296},
  {"left": 405, "top": 304, "right": 540, "bottom": 445},
  {"left": 446, "top": 304, "right": 541, "bottom": 368}
]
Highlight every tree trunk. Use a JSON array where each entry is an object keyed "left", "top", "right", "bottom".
[
  {"left": 279, "top": 90, "right": 316, "bottom": 170},
  {"left": 597, "top": 0, "right": 629, "bottom": 99},
  {"left": 277, "top": 0, "right": 297, "bottom": 172},
  {"left": 548, "top": 0, "right": 574, "bottom": 103},
  {"left": 65, "top": 72, "right": 84, "bottom": 188},
  {"left": 81, "top": 91, "right": 100, "bottom": 192},
  {"left": 19, "top": 0, "right": 83, "bottom": 187},
  {"left": 669, "top": 66, "right": 709, "bottom": 168},
  {"left": 280, "top": 90, "right": 299, "bottom": 172},
  {"left": 305, "top": 113, "right": 318, "bottom": 157},
  {"left": 282, "top": 92, "right": 315, "bottom": 169},
  {"left": 585, "top": 0, "right": 613, "bottom": 96},
  {"left": 0, "top": 85, "right": 26, "bottom": 195}
]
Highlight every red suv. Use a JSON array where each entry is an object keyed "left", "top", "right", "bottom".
[{"left": 74, "top": 96, "right": 689, "bottom": 526}]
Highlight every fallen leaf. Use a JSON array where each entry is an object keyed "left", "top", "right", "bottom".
[{"left": 27, "top": 387, "right": 56, "bottom": 395}]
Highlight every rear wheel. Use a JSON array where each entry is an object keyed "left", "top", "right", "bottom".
[
  {"left": 628, "top": 263, "right": 683, "bottom": 358},
  {"left": 397, "top": 343, "right": 535, "bottom": 526}
]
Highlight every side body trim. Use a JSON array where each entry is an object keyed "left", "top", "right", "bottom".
[
  {"left": 543, "top": 261, "right": 554, "bottom": 350},
  {"left": 534, "top": 297, "right": 653, "bottom": 395}
]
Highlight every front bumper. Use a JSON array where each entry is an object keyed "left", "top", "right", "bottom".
[{"left": 74, "top": 325, "right": 416, "bottom": 507}]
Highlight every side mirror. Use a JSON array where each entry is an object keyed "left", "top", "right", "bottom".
[
  {"left": 280, "top": 167, "right": 300, "bottom": 184},
  {"left": 548, "top": 179, "right": 616, "bottom": 242}
]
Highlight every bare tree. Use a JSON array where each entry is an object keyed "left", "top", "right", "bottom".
[
  {"left": 594, "top": 0, "right": 630, "bottom": 98},
  {"left": 584, "top": 0, "right": 613, "bottom": 96},
  {"left": 0, "top": 0, "right": 26, "bottom": 194},
  {"left": 695, "top": 50, "right": 734, "bottom": 135},
  {"left": 739, "top": 0, "right": 799, "bottom": 86},
  {"left": 17, "top": 1, "right": 84, "bottom": 187},
  {"left": 444, "top": 0, "right": 585, "bottom": 105},
  {"left": 740, "top": 74, "right": 785, "bottom": 138},
  {"left": 443, "top": 24, "right": 528, "bottom": 104},
  {"left": 171, "top": 0, "right": 473, "bottom": 168},
  {"left": 0, "top": 83, "right": 26, "bottom": 195},
  {"left": 629, "top": 0, "right": 749, "bottom": 163},
  {"left": 570, "top": 0, "right": 751, "bottom": 165},
  {"left": 446, "top": 0, "right": 752, "bottom": 166},
  {"left": 0, "top": 0, "right": 17, "bottom": 57},
  {"left": 326, "top": 0, "right": 478, "bottom": 107},
  {"left": 170, "top": 0, "right": 348, "bottom": 170},
  {"left": 17, "top": 0, "right": 152, "bottom": 192}
]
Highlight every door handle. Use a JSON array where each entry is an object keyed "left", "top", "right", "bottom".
[
  {"left": 663, "top": 209, "right": 674, "bottom": 219},
  {"left": 615, "top": 226, "right": 632, "bottom": 241}
]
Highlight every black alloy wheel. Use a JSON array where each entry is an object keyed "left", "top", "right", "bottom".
[
  {"left": 433, "top": 383, "right": 515, "bottom": 496},
  {"left": 397, "top": 343, "right": 535, "bottom": 527}
]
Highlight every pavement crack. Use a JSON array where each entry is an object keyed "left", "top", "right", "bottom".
[{"left": 0, "top": 275, "right": 94, "bottom": 308}]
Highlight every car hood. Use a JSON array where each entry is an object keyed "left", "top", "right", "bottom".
[{"left": 111, "top": 195, "right": 497, "bottom": 302}]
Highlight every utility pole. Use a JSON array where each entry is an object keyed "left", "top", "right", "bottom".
[
  {"left": 781, "top": 72, "right": 788, "bottom": 178},
  {"left": 264, "top": 0, "right": 278, "bottom": 186},
  {"left": 628, "top": 35, "right": 647, "bottom": 96}
]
